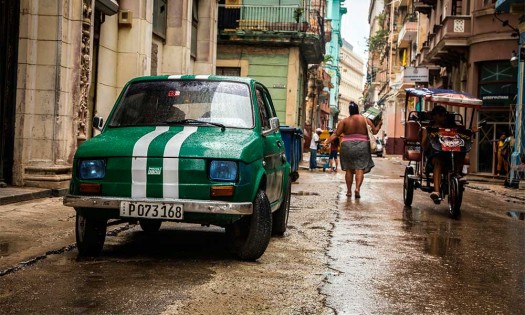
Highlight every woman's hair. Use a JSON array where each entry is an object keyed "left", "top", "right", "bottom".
[{"left": 349, "top": 102, "right": 359, "bottom": 115}]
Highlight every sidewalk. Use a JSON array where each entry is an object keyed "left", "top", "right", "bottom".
[{"left": 0, "top": 186, "right": 67, "bottom": 206}]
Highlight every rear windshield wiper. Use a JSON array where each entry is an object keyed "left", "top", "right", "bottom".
[{"left": 163, "top": 119, "right": 226, "bottom": 132}]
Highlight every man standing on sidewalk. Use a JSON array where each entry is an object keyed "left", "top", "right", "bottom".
[{"left": 309, "top": 128, "right": 322, "bottom": 171}]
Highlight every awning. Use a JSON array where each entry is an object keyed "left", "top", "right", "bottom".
[{"left": 405, "top": 88, "right": 483, "bottom": 109}]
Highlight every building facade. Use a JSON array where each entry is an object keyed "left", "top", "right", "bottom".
[
  {"left": 338, "top": 39, "right": 365, "bottom": 119},
  {"left": 495, "top": 0, "right": 525, "bottom": 184},
  {"left": 368, "top": 0, "right": 521, "bottom": 174},
  {"left": 323, "top": 0, "right": 347, "bottom": 129},
  {"left": 215, "top": 0, "right": 331, "bottom": 150},
  {"left": 0, "top": 0, "right": 218, "bottom": 188},
  {"left": 0, "top": 0, "right": 334, "bottom": 189}
]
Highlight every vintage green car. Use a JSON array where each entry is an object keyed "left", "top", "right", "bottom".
[{"left": 63, "top": 75, "right": 291, "bottom": 261}]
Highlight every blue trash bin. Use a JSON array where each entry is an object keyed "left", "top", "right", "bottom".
[{"left": 280, "top": 126, "right": 302, "bottom": 182}]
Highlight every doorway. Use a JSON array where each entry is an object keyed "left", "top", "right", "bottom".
[
  {"left": 0, "top": 0, "right": 20, "bottom": 186},
  {"left": 477, "top": 113, "right": 511, "bottom": 174}
]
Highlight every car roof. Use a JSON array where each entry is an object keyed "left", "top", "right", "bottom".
[{"left": 128, "top": 75, "right": 256, "bottom": 85}]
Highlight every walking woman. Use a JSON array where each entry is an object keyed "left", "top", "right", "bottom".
[{"left": 323, "top": 102, "right": 382, "bottom": 198}]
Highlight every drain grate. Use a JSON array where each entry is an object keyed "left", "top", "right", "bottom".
[{"left": 507, "top": 211, "right": 525, "bottom": 220}]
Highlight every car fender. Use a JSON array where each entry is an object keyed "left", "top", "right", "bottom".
[{"left": 249, "top": 163, "right": 267, "bottom": 202}]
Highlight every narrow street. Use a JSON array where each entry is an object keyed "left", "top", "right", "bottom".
[{"left": 0, "top": 157, "right": 524, "bottom": 314}]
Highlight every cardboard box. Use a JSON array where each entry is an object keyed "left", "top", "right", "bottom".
[{"left": 362, "top": 107, "right": 382, "bottom": 125}]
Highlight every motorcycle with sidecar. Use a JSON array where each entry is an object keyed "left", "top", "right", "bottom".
[{"left": 402, "top": 88, "right": 484, "bottom": 218}]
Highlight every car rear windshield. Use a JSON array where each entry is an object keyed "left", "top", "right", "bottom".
[{"left": 108, "top": 80, "right": 254, "bottom": 128}]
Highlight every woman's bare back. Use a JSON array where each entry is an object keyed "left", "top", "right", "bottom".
[{"left": 340, "top": 114, "right": 368, "bottom": 135}]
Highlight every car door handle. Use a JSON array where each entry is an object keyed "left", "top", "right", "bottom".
[{"left": 276, "top": 140, "right": 282, "bottom": 148}]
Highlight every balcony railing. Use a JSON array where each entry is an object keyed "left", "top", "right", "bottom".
[
  {"left": 428, "top": 15, "right": 471, "bottom": 52},
  {"left": 397, "top": 21, "right": 417, "bottom": 48},
  {"left": 218, "top": 4, "right": 321, "bottom": 34}
]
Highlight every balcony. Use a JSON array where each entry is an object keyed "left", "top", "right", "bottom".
[
  {"left": 397, "top": 21, "right": 417, "bottom": 48},
  {"left": 414, "top": 1, "right": 432, "bottom": 15},
  {"left": 218, "top": 5, "right": 325, "bottom": 63},
  {"left": 424, "top": 15, "right": 471, "bottom": 65}
]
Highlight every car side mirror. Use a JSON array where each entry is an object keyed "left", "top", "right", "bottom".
[
  {"left": 269, "top": 117, "right": 280, "bottom": 130},
  {"left": 262, "top": 117, "right": 280, "bottom": 137},
  {"left": 93, "top": 116, "right": 104, "bottom": 131}
]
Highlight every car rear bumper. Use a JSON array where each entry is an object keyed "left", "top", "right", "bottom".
[{"left": 63, "top": 195, "right": 253, "bottom": 215}]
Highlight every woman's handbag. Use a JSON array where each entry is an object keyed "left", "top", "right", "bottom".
[{"left": 364, "top": 116, "right": 377, "bottom": 151}]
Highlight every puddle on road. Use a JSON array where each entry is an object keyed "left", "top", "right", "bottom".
[{"left": 506, "top": 211, "right": 525, "bottom": 220}]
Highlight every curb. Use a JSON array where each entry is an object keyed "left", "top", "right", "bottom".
[
  {"left": 466, "top": 184, "right": 525, "bottom": 204},
  {"left": 0, "top": 188, "right": 68, "bottom": 206}
]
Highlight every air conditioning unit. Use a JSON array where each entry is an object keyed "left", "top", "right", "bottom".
[{"left": 118, "top": 10, "right": 132, "bottom": 26}]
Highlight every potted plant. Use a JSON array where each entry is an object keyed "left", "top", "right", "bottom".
[
  {"left": 294, "top": 7, "right": 304, "bottom": 23},
  {"left": 294, "top": 7, "right": 307, "bottom": 31}
]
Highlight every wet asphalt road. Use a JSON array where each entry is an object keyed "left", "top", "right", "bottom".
[
  {"left": 0, "top": 157, "right": 524, "bottom": 314},
  {"left": 323, "top": 159, "right": 525, "bottom": 314}
]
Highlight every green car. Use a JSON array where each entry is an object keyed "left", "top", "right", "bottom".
[{"left": 63, "top": 75, "right": 291, "bottom": 261}]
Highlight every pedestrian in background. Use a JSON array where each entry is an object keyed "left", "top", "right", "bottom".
[
  {"left": 328, "top": 129, "right": 339, "bottom": 172},
  {"left": 309, "top": 128, "right": 322, "bottom": 171},
  {"left": 323, "top": 102, "right": 382, "bottom": 198},
  {"left": 496, "top": 133, "right": 509, "bottom": 176}
]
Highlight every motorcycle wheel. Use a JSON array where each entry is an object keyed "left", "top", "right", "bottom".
[
  {"left": 403, "top": 167, "right": 414, "bottom": 206},
  {"left": 448, "top": 175, "right": 462, "bottom": 218}
]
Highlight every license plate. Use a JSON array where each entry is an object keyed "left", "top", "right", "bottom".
[{"left": 120, "top": 201, "right": 183, "bottom": 220}]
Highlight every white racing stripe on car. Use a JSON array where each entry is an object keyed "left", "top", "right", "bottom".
[
  {"left": 168, "top": 75, "right": 182, "bottom": 79},
  {"left": 131, "top": 127, "right": 170, "bottom": 198},
  {"left": 163, "top": 126, "right": 198, "bottom": 198},
  {"left": 195, "top": 75, "right": 210, "bottom": 80}
]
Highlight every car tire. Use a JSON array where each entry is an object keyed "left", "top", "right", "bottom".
[
  {"left": 139, "top": 219, "right": 162, "bottom": 233},
  {"left": 226, "top": 189, "right": 272, "bottom": 261},
  {"left": 75, "top": 212, "right": 107, "bottom": 257},
  {"left": 272, "top": 180, "right": 291, "bottom": 236}
]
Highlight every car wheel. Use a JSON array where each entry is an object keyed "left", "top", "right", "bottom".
[
  {"left": 290, "top": 171, "right": 299, "bottom": 182},
  {"left": 139, "top": 219, "right": 162, "bottom": 233},
  {"left": 75, "top": 212, "right": 107, "bottom": 257},
  {"left": 226, "top": 189, "right": 272, "bottom": 261},
  {"left": 272, "top": 180, "right": 291, "bottom": 236}
]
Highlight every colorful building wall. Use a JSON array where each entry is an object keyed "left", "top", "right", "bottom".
[
  {"left": 217, "top": 45, "right": 304, "bottom": 127},
  {"left": 324, "top": 0, "right": 346, "bottom": 128}
]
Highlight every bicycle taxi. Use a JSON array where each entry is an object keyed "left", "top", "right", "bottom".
[{"left": 402, "top": 88, "right": 483, "bottom": 218}]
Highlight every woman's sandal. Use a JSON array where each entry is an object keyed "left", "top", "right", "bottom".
[{"left": 354, "top": 191, "right": 361, "bottom": 199}]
